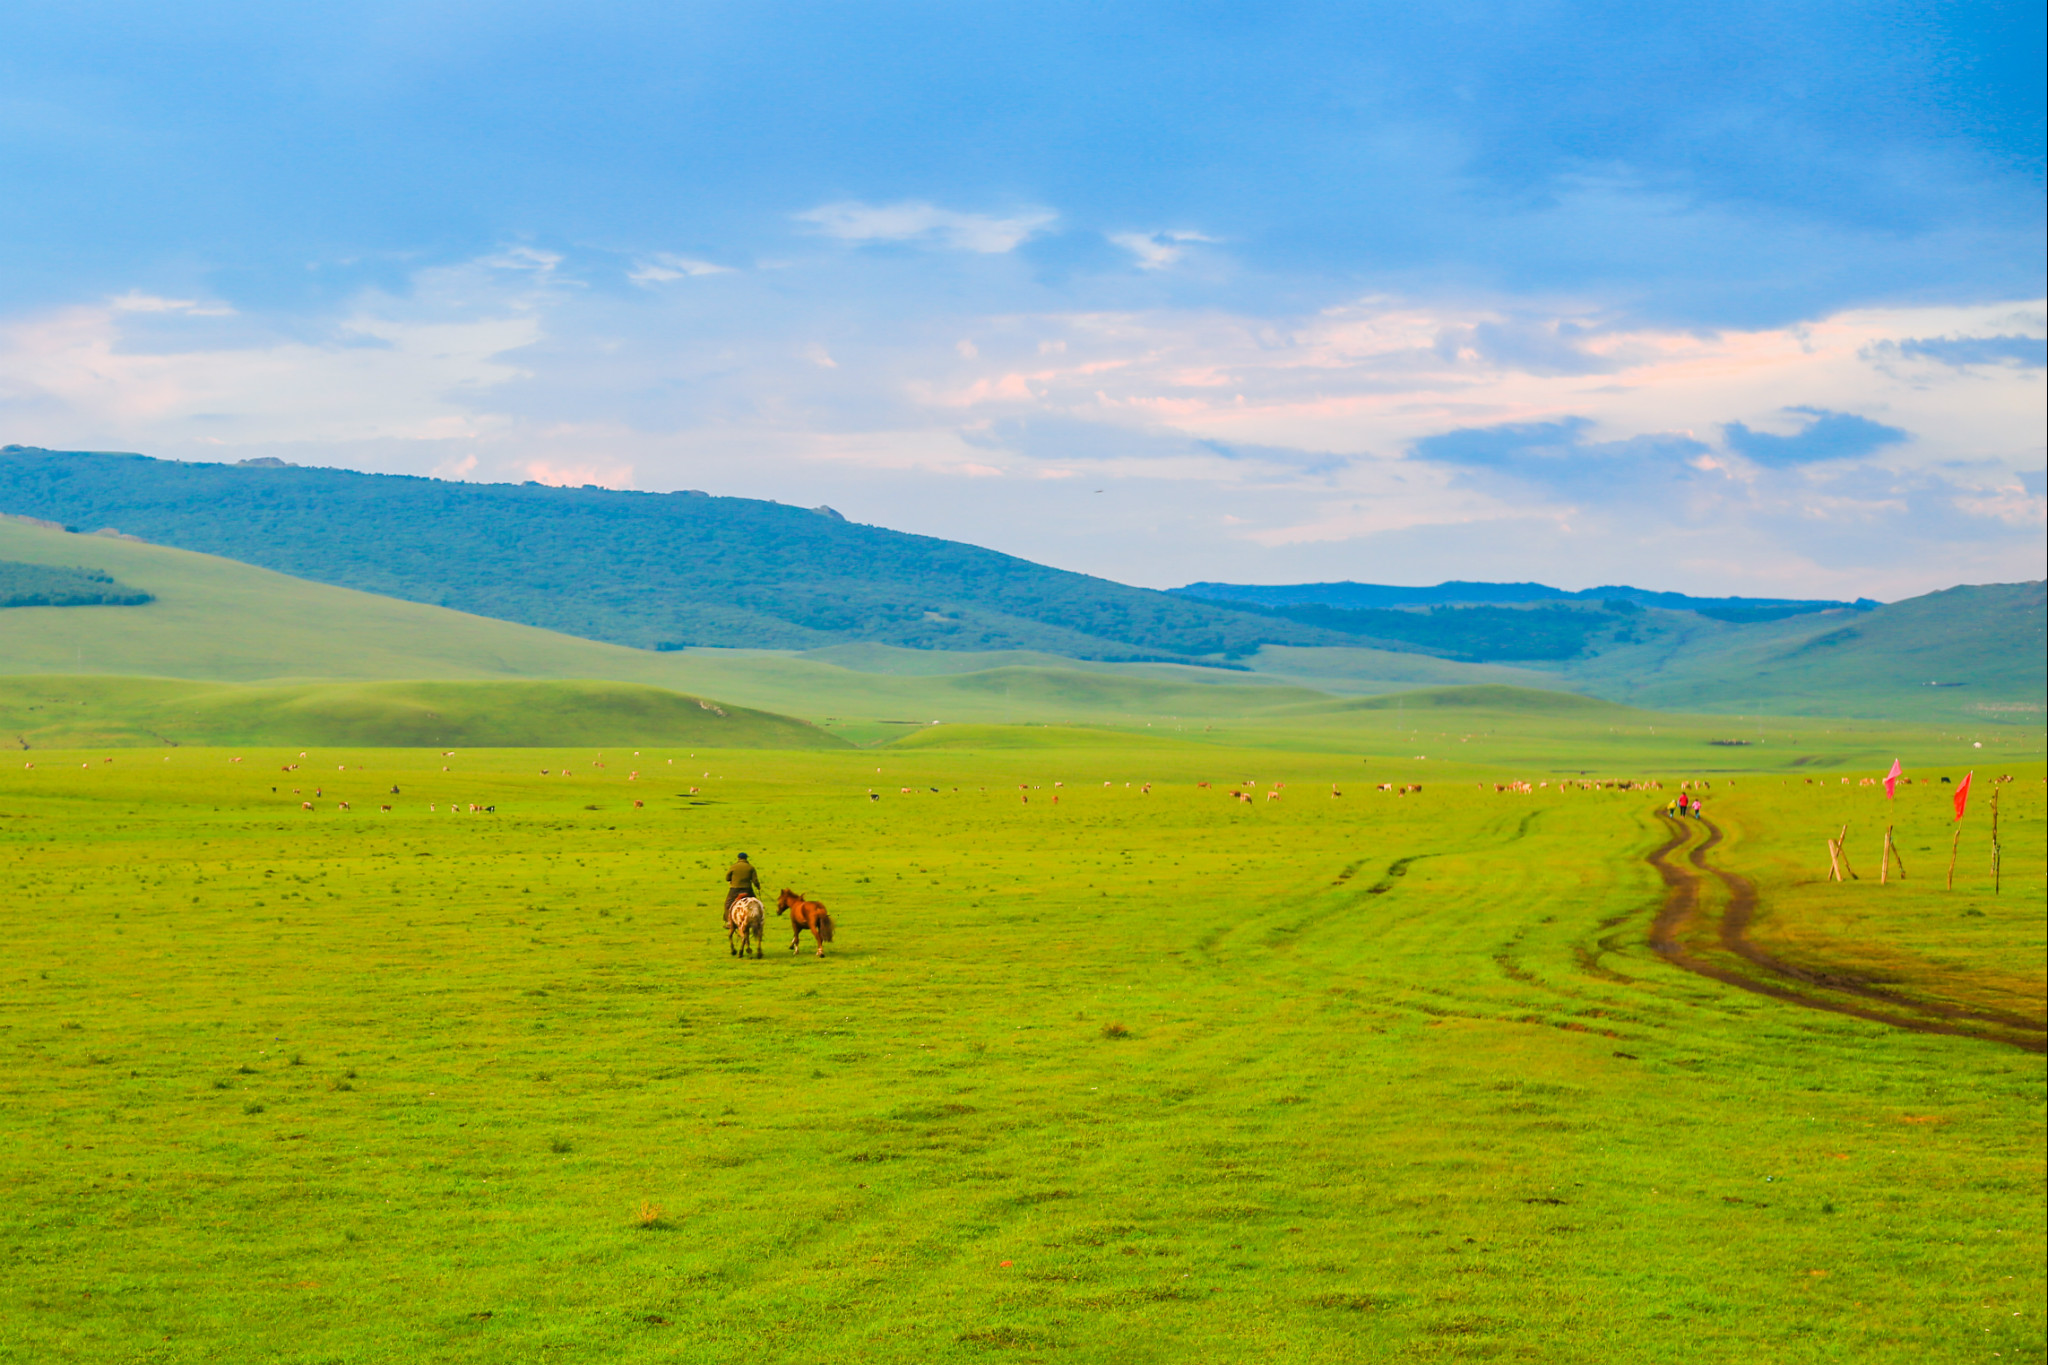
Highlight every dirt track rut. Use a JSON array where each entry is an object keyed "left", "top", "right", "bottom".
[{"left": 1646, "top": 814, "right": 2044, "bottom": 1053}]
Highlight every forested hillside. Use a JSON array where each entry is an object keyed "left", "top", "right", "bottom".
[
  {"left": 0, "top": 447, "right": 1340, "bottom": 660},
  {"left": 1175, "top": 578, "right": 1872, "bottom": 620},
  {"left": 1202, "top": 598, "right": 1644, "bottom": 661},
  {"left": 0, "top": 560, "right": 153, "bottom": 608}
]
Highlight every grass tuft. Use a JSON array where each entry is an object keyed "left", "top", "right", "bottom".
[{"left": 1100, "top": 1022, "right": 1130, "bottom": 1039}]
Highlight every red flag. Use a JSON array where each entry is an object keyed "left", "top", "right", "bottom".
[
  {"left": 1953, "top": 771, "right": 1972, "bottom": 821},
  {"left": 1884, "top": 758, "right": 1902, "bottom": 799}
]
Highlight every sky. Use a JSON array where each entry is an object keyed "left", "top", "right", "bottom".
[{"left": 1, "top": 1, "right": 2042, "bottom": 599}]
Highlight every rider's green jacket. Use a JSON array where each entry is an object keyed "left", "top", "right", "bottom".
[{"left": 726, "top": 860, "right": 760, "bottom": 893}]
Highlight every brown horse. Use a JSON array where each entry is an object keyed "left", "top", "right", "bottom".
[
  {"left": 725, "top": 895, "right": 765, "bottom": 959},
  {"left": 775, "top": 888, "right": 836, "bottom": 957}
]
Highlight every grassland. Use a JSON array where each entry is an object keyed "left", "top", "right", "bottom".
[
  {"left": 0, "top": 730, "right": 2040, "bottom": 1363},
  {"left": 0, "top": 677, "right": 843, "bottom": 750}
]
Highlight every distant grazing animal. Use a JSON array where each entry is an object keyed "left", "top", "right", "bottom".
[
  {"left": 300, "top": 802, "right": 313, "bottom": 811},
  {"left": 775, "top": 889, "right": 836, "bottom": 957},
  {"left": 725, "top": 895, "right": 765, "bottom": 959}
]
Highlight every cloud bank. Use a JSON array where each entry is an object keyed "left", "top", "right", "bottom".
[{"left": 0, "top": 2, "right": 2039, "bottom": 598}]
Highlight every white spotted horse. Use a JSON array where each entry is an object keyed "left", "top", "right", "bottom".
[{"left": 725, "top": 895, "right": 765, "bottom": 959}]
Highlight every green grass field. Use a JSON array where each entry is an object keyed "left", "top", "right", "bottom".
[
  {"left": 1, "top": 731, "right": 2040, "bottom": 1363},
  {"left": 0, "top": 676, "right": 844, "bottom": 751}
]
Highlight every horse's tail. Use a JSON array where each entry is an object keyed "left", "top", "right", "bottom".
[{"left": 816, "top": 911, "right": 835, "bottom": 944}]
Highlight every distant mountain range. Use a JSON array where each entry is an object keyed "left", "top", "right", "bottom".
[
  {"left": 0, "top": 447, "right": 2012, "bottom": 685},
  {"left": 2, "top": 488, "right": 2040, "bottom": 729},
  {"left": 1175, "top": 580, "right": 1879, "bottom": 623}
]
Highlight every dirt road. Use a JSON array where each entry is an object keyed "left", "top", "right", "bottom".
[{"left": 1646, "top": 813, "right": 2044, "bottom": 1053}]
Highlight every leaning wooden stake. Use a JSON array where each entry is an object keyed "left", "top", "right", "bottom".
[
  {"left": 1946, "top": 827, "right": 1962, "bottom": 891},
  {"left": 1881, "top": 825, "right": 1906, "bottom": 881},
  {"left": 1835, "top": 824, "right": 1858, "bottom": 880},
  {"left": 1990, "top": 785, "right": 2001, "bottom": 895},
  {"left": 1826, "top": 839, "right": 1844, "bottom": 882}
]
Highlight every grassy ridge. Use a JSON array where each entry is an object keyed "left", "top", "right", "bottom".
[
  {"left": 1559, "top": 581, "right": 2047, "bottom": 723},
  {"left": 0, "top": 740, "right": 2038, "bottom": 1362},
  {"left": 7, "top": 669, "right": 2037, "bottom": 768},
  {"left": 0, "top": 676, "right": 844, "bottom": 750},
  {"left": 0, "top": 447, "right": 1337, "bottom": 658},
  {"left": 0, "top": 518, "right": 1522, "bottom": 736}
]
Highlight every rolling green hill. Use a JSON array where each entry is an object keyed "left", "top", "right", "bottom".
[
  {"left": 3, "top": 513, "right": 2041, "bottom": 744},
  {"left": 0, "top": 446, "right": 1340, "bottom": 660},
  {"left": 0, "top": 516, "right": 1469, "bottom": 739},
  {"left": 0, "top": 676, "right": 844, "bottom": 750},
  {"left": 1552, "top": 581, "right": 2047, "bottom": 724}
]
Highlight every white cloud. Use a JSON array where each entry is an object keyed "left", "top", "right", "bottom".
[
  {"left": 0, "top": 294, "right": 538, "bottom": 445},
  {"left": 1108, "top": 229, "right": 1218, "bottom": 270},
  {"left": 521, "top": 459, "right": 634, "bottom": 489},
  {"left": 794, "top": 200, "right": 1056, "bottom": 253},
  {"left": 109, "top": 291, "right": 236, "bottom": 317},
  {"left": 628, "top": 253, "right": 735, "bottom": 285},
  {"left": 478, "top": 246, "right": 563, "bottom": 275},
  {"left": 3, "top": 252, "right": 2037, "bottom": 599}
]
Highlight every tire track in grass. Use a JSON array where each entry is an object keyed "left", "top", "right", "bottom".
[{"left": 1647, "top": 813, "right": 2044, "bottom": 1052}]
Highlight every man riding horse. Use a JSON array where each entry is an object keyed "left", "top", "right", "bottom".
[
  {"left": 724, "top": 852, "right": 761, "bottom": 919},
  {"left": 723, "top": 852, "right": 767, "bottom": 958}
]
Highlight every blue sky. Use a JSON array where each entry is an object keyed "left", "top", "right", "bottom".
[{"left": 2, "top": 0, "right": 2042, "bottom": 597}]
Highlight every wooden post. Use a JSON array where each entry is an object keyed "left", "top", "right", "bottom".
[
  {"left": 1946, "top": 826, "right": 1961, "bottom": 890},
  {"left": 1826, "top": 839, "right": 1843, "bottom": 882},
  {"left": 1882, "top": 825, "right": 1906, "bottom": 881},
  {"left": 1880, "top": 826, "right": 1890, "bottom": 884},
  {"left": 1836, "top": 824, "right": 1858, "bottom": 880},
  {"left": 1991, "top": 785, "right": 2001, "bottom": 895}
]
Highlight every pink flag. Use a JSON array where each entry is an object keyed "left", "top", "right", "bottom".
[
  {"left": 1953, "top": 771, "right": 1972, "bottom": 822},
  {"left": 1884, "top": 758, "right": 1902, "bottom": 799}
]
